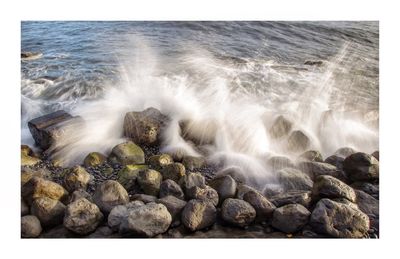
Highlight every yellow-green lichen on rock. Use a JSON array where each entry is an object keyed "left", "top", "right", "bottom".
[
  {"left": 108, "top": 141, "right": 145, "bottom": 166},
  {"left": 83, "top": 152, "right": 107, "bottom": 167},
  {"left": 117, "top": 164, "right": 148, "bottom": 189}
]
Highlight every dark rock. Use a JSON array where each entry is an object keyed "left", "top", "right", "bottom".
[
  {"left": 277, "top": 168, "right": 313, "bottom": 191},
  {"left": 269, "top": 115, "right": 293, "bottom": 139},
  {"left": 182, "top": 156, "right": 206, "bottom": 171},
  {"left": 335, "top": 147, "right": 356, "bottom": 158},
  {"left": 297, "top": 161, "right": 347, "bottom": 182},
  {"left": 312, "top": 175, "right": 356, "bottom": 202},
  {"left": 159, "top": 179, "right": 185, "bottom": 200},
  {"left": 243, "top": 190, "right": 275, "bottom": 222},
  {"left": 31, "top": 197, "right": 66, "bottom": 227},
  {"left": 116, "top": 164, "right": 147, "bottom": 190},
  {"left": 148, "top": 154, "right": 173, "bottom": 170},
  {"left": 123, "top": 107, "right": 169, "bottom": 146},
  {"left": 272, "top": 204, "right": 310, "bottom": 233},
  {"left": 161, "top": 162, "right": 186, "bottom": 182},
  {"left": 21, "top": 215, "right": 42, "bottom": 238},
  {"left": 304, "top": 60, "right": 323, "bottom": 66},
  {"left": 131, "top": 194, "right": 157, "bottom": 204},
  {"left": 299, "top": 150, "right": 323, "bottom": 162},
  {"left": 270, "top": 190, "right": 312, "bottom": 208},
  {"left": 108, "top": 201, "right": 144, "bottom": 231},
  {"left": 92, "top": 180, "right": 129, "bottom": 214},
  {"left": 88, "top": 226, "right": 118, "bottom": 238},
  {"left": 179, "top": 172, "right": 206, "bottom": 195},
  {"left": 63, "top": 198, "right": 103, "bottom": 235},
  {"left": 287, "top": 130, "right": 310, "bottom": 152},
  {"left": 324, "top": 155, "right": 345, "bottom": 170},
  {"left": 267, "top": 156, "right": 295, "bottom": 172},
  {"left": 39, "top": 225, "right": 76, "bottom": 238},
  {"left": 263, "top": 184, "right": 284, "bottom": 198},
  {"left": 343, "top": 152, "right": 379, "bottom": 182},
  {"left": 214, "top": 166, "right": 246, "bottom": 184},
  {"left": 236, "top": 184, "right": 259, "bottom": 199},
  {"left": 185, "top": 186, "right": 219, "bottom": 206},
  {"left": 21, "top": 199, "right": 29, "bottom": 216},
  {"left": 209, "top": 175, "right": 237, "bottom": 203},
  {"left": 137, "top": 169, "right": 163, "bottom": 196},
  {"left": 69, "top": 189, "right": 92, "bottom": 203},
  {"left": 108, "top": 141, "right": 145, "bottom": 166},
  {"left": 63, "top": 165, "right": 91, "bottom": 192},
  {"left": 22, "top": 177, "right": 68, "bottom": 205},
  {"left": 181, "top": 199, "right": 217, "bottom": 231},
  {"left": 83, "top": 152, "right": 107, "bottom": 167},
  {"left": 157, "top": 196, "right": 187, "bottom": 221},
  {"left": 371, "top": 151, "right": 379, "bottom": 161},
  {"left": 309, "top": 198, "right": 369, "bottom": 238},
  {"left": 354, "top": 190, "right": 379, "bottom": 230},
  {"left": 351, "top": 182, "right": 379, "bottom": 199},
  {"left": 221, "top": 198, "right": 256, "bottom": 227},
  {"left": 21, "top": 51, "right": 42, "bottom": 59}
]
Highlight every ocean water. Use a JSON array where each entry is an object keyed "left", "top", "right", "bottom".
[{"left": 21, "top": 21, "right": 379, "bottom": 184}]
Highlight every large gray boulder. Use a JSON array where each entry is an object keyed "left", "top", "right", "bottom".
[
  {"left": 343, "top": 152, "right": 379, "bottom": 182},
  {"left": 272, "top": 204, "right": 310, "bottom": 233},
  {"left": 243, "top": 190, "right": 275, "bottom": 222},
  {"left": 185, "top": 186, "right": 219, "bottom": 207},
  {"left": 209, "top": 175, "right": 237, "bottom": 203},
  {"left": 107, "top": 201, "right": 144, "bottom": 231},
  {"left": 351, "top": 182, "right": 379, "bottom": 199},
  {"left": 93, "top": 180, "right": 129, "bottom": 214},
  {"left": 159, "top": 179, "right": 185, "bottom": 200},
  {"left": 137, "top": 169, "right": 163, "bottom": 196},
  {"left": 156, "top": 195, "right": 187, "bottom": 221},
  {"left": 312, "top": 175, "right": 356, "bottom": 202},
  {"left": 179, "top": 172, "right": 206, "bottom": 195},
  {"left": 31, "top": 197, "right": 66, "bottom": 227},
  {"left": 21, "top": 215, "right": 42, "bottom": 238},
  {"left": 181, "top": 199, "right": 217, "bottom": 231},
  {"left": 108, "top": 141, "right": 145, "bottom": 166},
  {"left": 63, "top": 198, "right": 103, "bottom": 235},
  {"left": 221, "top": 198, "right": 256, "bottom": 227},
  {"left": 324, "top": 155, "right": 345, "bottom": 171},
  {"left": 63, "top": 165, "right": 91, "bottom": 192},
  {"left": 310, "top": 198, "right": 369, "bottom": 238},
  {"left": 354, "top": 190, "right": 379, "bottom": 230},
  {"left": 277, "top": 168, "right": 313, "bottom": 191}
]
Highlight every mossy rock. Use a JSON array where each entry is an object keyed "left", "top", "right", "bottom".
[
  {"left": 117, "top": 164, "right": 148, "bottom": 190},
  {"left": 84, "top": 152, "right": 107, "bottom": 167},
  {"left": 148, "top": 154, "right": 173, "bottom": 170},
  {"left": 108, "top": 141, "right": 145, "bottom": 166},
  {"left": 137, "top": 169, "right": 163, "bottom": 196},
  {"left": 21, "top": 153, "right": 41, "bottom": 166}
]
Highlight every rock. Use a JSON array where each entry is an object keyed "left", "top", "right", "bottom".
[
  {"left": 243, "top": 190, "right": 276, "bottom": 222},
  {"left": 182, "top": 156, "right": 206, "bottom": 171},
  {"left": 21, "top": 167, "right": 51, "bottom": 186},
  {"left": 351, "top": 182, "right": 379, "bottom": 199},
  {"left": 22, "top": 177, "right": 68, "bottom": 205},
  {"left": 312, "top": 175, "right": 356, "bottom": 203},
  {"left": 165, "top": 148, "right": 187, "bottom": 162},
  {"left": 269, "top": 115, "right": 293, "bottom": 139},
  {"left": 21, "top": 199, "right": 30, "bottom": 216},
  {"left": 117, "top": 164, "right": 147, "bottom": 190},
  {"left": 108, "top": 141, "right": 145, "bottom": 166},
  {"left": 148, "top": 154, "right": 173, "bottom": 170},
  {"left": 214, "top": 166, "right": 246, "bottom": 184},
  {"left": 181, "top": 199, "right": 217, "bottom": 231},
  {"left": 299, "top": 150, "right": 323, "bottom": 162},
  {"left": 21, "top": 152, "right": 41, "bottom": 166},
  {"left": 119, "top": 202, "right": 172, "bottom": 237},
  {"left": 161, "top": 162, "right": 186, "bottom": 182},
  {"left": 270, "top": 191, "right": 312, "bottom": 208},
  {"left": 88, "top": 226, "right": 117, "bottom": 238},
  {"left": 21, "top": 215, "right": 42, "bottom": 238},
  {"left": 287, "top": 130, "right": 310, "bottom": 152},
  {"left": 179, "top": 119, "right": 217, "bottom": 145},
  {"left": 277, "top": 168, "right": 313, "bottom": 191},
  {"left": 343, "top": 152, "right": 379, "bottom": 182},
  {"left": 272, "top": 204, "right": 310, "bottom": 233},
  {"left": 263, "top": 183, "right": 284, "bottom": 198},
  {"left": 131, "top": 194, "right": 157, "bottom": 204},
  {"left": 267, "top": 156, "right": 295, "bottom": 172},
  {"left": 298, "top": 161, "right": 347, "bottom": 182},
  {"left": 335, "top": 147, "right": 356, "bottom": 158},
  {"left": 137, "top": 169, "right": 163, "bottom": 196},
  {"left": 354, "top": 190, "right": 379, "bottom": 230},
  {"left": 324, "top": 155, "right": 345, "bottom": 170},
  {"left": 63, "top": 198, "right": 103, "bottom": 235},
  {"left": 107, "top": 201, "right": 144, "bottom": 231},
  {"left": 28, "top": 110, "right": 83, "bottom": 150},
  {"left": 185, "top": 186, "right": 219, "bottom": 206},
  {"left": 69, "top": 189, "right": 92, "bottom": 203},
  {"left": 179, "top": 172, "right": 206, "bottom": 195},
  {"left": 39, "top": 225, "right": 76, "bottom": 238},
  {"left": 159, "top": 179, "right": 185, "bottom": 200},
  {"left": 63, "top": 165, "right": 91, "bottom": 192},
  {"left": 236, "top": 184, "right": 259, "bottom": 199},
  {"left": 92, "top": 180, "right": 129, "bottom": 214},
  {"left": 304, "top": 60, "right": 323, "bottom": 66},
  {"left": 209, "top": 175, "right": 237, "bottom": 203},
  {"left": 310, "top": 198, "right": 369, "bottom": 238},
  {"left": 83, "top": 152, "right": 107, "bottom": 167},
  {"left": 21, "top": 51, "right": 42, "bottom": 59},
  {"left": 21, "top": 144, "right": 34, "bottom": 156},
  {"left": 157, "top": 195, "right": 187, "bottom": 221},
  {"left": 221, "top": 198, "right": 256, "bottom": 227},
  {"left": 123, "top": 107, "right": 169, "bottom": 146},
  {"left": 31, "top": 197, "right": 66, "bottom": 227},
  {"left": 371, "top": 151, "right": 379, "bottom": 161}
]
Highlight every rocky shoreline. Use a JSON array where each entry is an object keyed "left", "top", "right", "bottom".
[{"left": 21, "top": 108, "right": 379, "bottom": 238}]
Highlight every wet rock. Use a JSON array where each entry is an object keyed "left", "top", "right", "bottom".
[
  {"left": 63, "top": 165, "right": 91, "bottom": 192},
  {"left": 83, "top": 152, "right": 107, "bottom": 167},
  {"left": 343, "top": 152, "right": 379, "bottom": 182},
  {"left": 221, "top": 198, "right": 256, "bottom": 227},
  {"left": 123, "top": 107, "right": 169, "bottom": 146},
  {"left": 263, "top": 183, "right": 284, "bottom": 198},
  {"left": 88, "top": 226, "right": 118, "bottom": 238},
  {"left": 277, "top": 168, "right": 313, "bottom": 191},
  {"left": 269, "top": 115, "right": 293, "bottom": 139},
  {"left": 243, "top": 190, "right": 276, "bottom": 222},
  {"left": 236, "top": 184, "right": 259, "bottom": 199},
  {"left": 310, "top": 198, "right": 369, "bottom": 238},
  {"left": 119, "top": 202, "right": 172, "bottom": 237},
  {"left": 304, "top": 60, "right": 323, "bottom": 66},
  {"left": 214, "top": 166, "right": 246, "bottom": 184},
  {"left": 181, "top": 199, "right": 217, "bottom": 231},
  {"left": 179, "top": 119, "right": 217, "bottom": 145},
  {"left": 148, "top": 154, "right": 173, "bottom": 170},
  {"left": 182, "top": 156, "right": 206, "bottom": 171},
  {"left": 267, "top": 156, "right": 295, "bottom": 172},
  {"left": 131, "top": 194, "right": 157, "bottom": 204},
  {"left": 117, "top": 164, "right": 147, "bottom": 190},
  {"left": 31, "top": 197, "right": 66, "bottom": 227},
  {"left": 68, "top": 189, "right": 92, "bottom": 203},
  {"left": 159, "top": 179, "right": 185, "bottom": 200},
  {"left": 21, "top": 199, "right": 30, "bottom": 216},
  {"left": 21, "top": 152, "right": 41, "bottom": 166},
  {"left": 108, "top": 201, "right": 145, "bottom": 231},
  {"left": 21, "top": 215, "right": 42, "bottom": 238},
  {"left": 39, "top": 225, "right": 76, "bottom": 238},
  {"left": 324, "top": 155, "right": 345, "bottom": 170},
  {"left": 179, "top": 172, "right": 206, "bottom": 195},
  {"left": 351, "top": 182, "right": 379, "bottom": 199},
  {"left": 21, "top": 51, "right": 42, "bottom": 59},
  {"left": 312, "top": 175, "right": 356, "bottom": 202},
  {"left": 299, "top": 150, "right": 323, "bottom": 162},
  {"left": 209, "top": 175, "right": 237, "bottom": 203},
  {"left": 108, "top": 141, "right": 145, "bottom": 166},
  {"left": 157, "top": 195, "right": 187, "bottom": 221},
  {"left": 298, "top": 161, "right": 347, "bottom": 182},
  {"left": 371, "top": 151, "right": 379, "bottom": 161},
  {"left": 270, "top": 190, "right": 312, "bottom": 208},
  {"left": 21, "top": 167, "right": 51, "bottom": 186},
  {"left": 22, "top": 177, "right": 68, "bottom": 205},
  {"left": 63, "top": 198, "right": 103, "bottom": 235},
  {"left": 185, "top": 185, "right": 219, "bottom": 206},
  {"left": 354, "top": 190, "right": 379, "bottom": 230},
  {"left": 93, "top": 180, "right": 129, "bottom": 214},
  {"left": 272, "top": 204, "right": 310, "bottom": 233},
  {"left": 335, "top": 147, "right": 356, "bottom": 158},
  {"left": 137, "top": 169, "right": 163, "bottom": 196},
  {"left": 287, "top": 130, "right": 310, "bottom": 152},
  {"left": 161, "top": 162, "right": 186, "bottom": 182}
]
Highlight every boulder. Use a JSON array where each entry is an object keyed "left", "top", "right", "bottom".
[
  {"left": 209, "top": 175, "right": 237, "bottom": 203},
  {"left": 312, "top": 175, "right": 356, "bottom": 202},
  {"left": 161, "top": 162, "right": 186, "bottom": 182},
  {"left": 63, "top": 165, "right": 91, "bottom": 192},
  {"left": 263, "top": 183, "right": 284, "bottom": 198},
  {"left": 179, "top": 172, "right": 206, "bottom": 195},
  {"left": 21, "top": 215, "right": 42, "bottom": 238},
  {"left": 371, "top": 151, "right": 379, "bottom": 161},
  {"left": 272, "top": 204, "right": 310, "bottom": 233},
  {"left": 83, "top": 152, "right": 107, "bottom": 167},
  {"left": 236, "top": 184, "right": 259, "bottom": 199},
  {"left": 214, "top": 166, "right": 246, "bottom": 184},
  {"left": 21, "top": 152, "right": 41, "bottom": 166},
  {"left": 21, "top": 167, "right": 51, "bottom": 186},
  {"left": 92, "top": 180, "right": 129, "bottom": 214},
  {"left": 221, "top": 198, "right": 256, "bottom": 227},
  {"left": 343, "top": 152, "right": 379, "bottom": 182},
  {"left": 299, "top": 150, "right": 323, "bottom": 162},
  {"left": 276, "top": 168, "right": 313, "bottom": 191},
  {"left": 310, "top": 198, "right": 369, "bottom": 238},
  {"left": 107, "top": 201, "right": 145, "bottom": 231},
  {"left": 63, "top": 198, "right": 103, "bottom": 235},
  {"left": 324, "top": 155, "right": 345, "bottom": 170},
  {"left": 243, "top": 190, "right": 276, "bottom": 222},
  {"left": 287, "top": 130, "right": 310, "bottom": 152},
  {"left": 28, "top": 110, "right": 83, "bottom": 150},
  {"left": 148, "top": 154, "right": 173, "bottom": 170},
  {"left": 31, "top": 197, "right": 66, "bottom": 227},
  {"left": 119, "top": 202, "right": 172, "bottom": 237},
  {"left": 182, "top": 156, "right": 206, "bottom": 171},
  {"left": 131, "top": 194, "right": 157, "bottom": 204},
  {"left": 22, "top": 177, "right": 68, "bottom": 205},
  {"left": 108, "top": 141, "right": 145, "bottom": 166},
  {"left": 137, "top": 169, "right": 163, "bottom": 196},
  {"left": 351, "top": 182, "right": 379, "bottom": 199},
  {"left": 354, "top": 190, "right": 379, "bottom": 230},
  {"left": 267, "top": 156, "right": 295, "bottom": 172},
  {"left": 297, "top": 161, "right": 347, "bottom": 182},
  {"left": 335, "top": 147, "right": 356, "bottom": 158},
  {"left": 21, "top": 199, "right": 30, "bottom": 216},
  {"left": 269, "top": 115, "right": 293, "bottom": 139},
  {"left": 68, "top": 189, "right": 92, "bottom": 203},
  {"left": 159, "top": 179, "right": 185, "bottom": 200},
  {"left": 157, "top": 195, "right": 187, "bottom": 221},
  {"left": 117, "top": 164, "right": 147, "bottom": 190},
  {"left": 185, "top": 186, "right": 219, "bottom": 206},
  {"left": 181, "top": 199, "right": 217, "bottom": 231},
  {"left": 270, "top": 190, "right": 312, "bottom": 208},
  {"left": 123, "top": 107, "right": 169, "bottom": 146}
]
